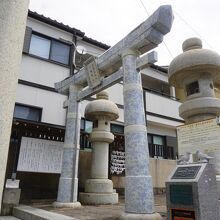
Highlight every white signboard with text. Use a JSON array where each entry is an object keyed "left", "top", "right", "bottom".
[
  {"left": 177, "top": 118, "right": 220, "bottom": 155},
  {"left": 17, "top": 137, "right": 63, "bottom": 173},
  {"left": 110, "top": 150, "right": 125, "bottom": 175}
]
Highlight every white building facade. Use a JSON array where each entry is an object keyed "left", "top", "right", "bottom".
[{"left": 5, "top": 11, "right": 183, "bottom": 201}]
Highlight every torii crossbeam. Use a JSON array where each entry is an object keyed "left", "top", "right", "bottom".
[{"left": 54, "top": 5, "right": 173, "bottom": 219}]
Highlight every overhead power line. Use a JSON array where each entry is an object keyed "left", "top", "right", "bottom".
[
  {"left": 173, "top": 9, "right": 214, "bottom": 50},
  {"left": 138, "top": 0, "right": 174, "bottom": 59},
  {"left": 139, "top": 0, "right": 150, "bottom": 16}
]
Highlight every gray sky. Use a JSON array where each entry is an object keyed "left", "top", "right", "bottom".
[{"left": 29, "top": 0, "right": 220, "bottom": 66}]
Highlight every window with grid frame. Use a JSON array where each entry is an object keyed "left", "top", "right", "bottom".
[
  {"left": 13, "top": 103, "right": 42, "bottom": 122},
  {"left": 29, "top": 33, "right": 70, "bottom": 65}
]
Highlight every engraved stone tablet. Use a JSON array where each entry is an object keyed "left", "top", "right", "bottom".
[
  {"left": 85, "top": 57, "right": 102, "bottom": 88},
  {"left": 172, "top": 166, "right": 201, "bottom": 179}
]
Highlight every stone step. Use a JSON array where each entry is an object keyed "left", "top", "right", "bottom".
[
  {"left": 0, "top": 217, "right": 21, "bottom": 220},
  {"left": 13, "top": 205, "right": 77, "bottom": 220}
]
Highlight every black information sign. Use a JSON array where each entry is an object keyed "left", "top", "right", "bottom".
[
  {"left": 170, "top": 185, "right": 193, "bottom": 206},
  {"left": 171, "top": 209, "right": 195, "bottom": 220},
  {"left": 172, "top": 166, "right": 201, "bottom": 179}
]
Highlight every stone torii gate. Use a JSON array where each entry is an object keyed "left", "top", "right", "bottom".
[{"left": 54, "top": 5, "right": 173, "bottom": 219}]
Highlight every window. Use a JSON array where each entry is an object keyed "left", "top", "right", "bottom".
[
  {"left": 153, "top": 135, "right": 164, "bottom": 145},
  {"left": 85, "top": 120, "right": 93, "bottom": 133},
  {"left": 13, "top": 104, "right": 42, "bottom": 122},
  {"left": 111, "top": 124, "right": 124, "bottom": 134},
  {"left": 29, "top": 35, "right": 50, "bottom": 59},
  {"left": 186, "top": 81, "right": 199, "bottom": 96},
  {"left": 80, "top": 119, "right": 93, "bottom": 149},
  {"left": 50, "top": 40, "right": 70, "bottom": 64},
  {"left": 148, "top": 134, "right": 165, "bottom": 146},
  {"left": 29, "top": 34, "right": 70, "bottom": 65}
]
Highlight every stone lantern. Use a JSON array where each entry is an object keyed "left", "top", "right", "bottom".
[
  {"left": 79, "top": 91, "right": 119, "bottom": 205},
  {"left": 169, "top": 37, "right": 220, "bottom": 123},
  {"left": 168, "top": 37, "right": 220, "bottom": 195}
]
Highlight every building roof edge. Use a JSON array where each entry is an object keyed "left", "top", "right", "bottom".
[{"left": 28, "top": 10, "right": 111, "bottom": 50}]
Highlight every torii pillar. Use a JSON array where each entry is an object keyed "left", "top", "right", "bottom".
[
  {"left": 121, "top": 49, "right": 161, "bottom": 219},
  {"left": 54, "top": 5, "right": 173, "bottom": 218}
]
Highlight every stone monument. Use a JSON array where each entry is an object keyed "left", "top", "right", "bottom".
[
  {"left": 79, "top": 91, "right": 119, "bottom": 205},
  {"left": 168, "top": 37, "right": 220, "bottom": 196},
  {"left": 166, "top": 163, "right": 220, "bottom": 220}
]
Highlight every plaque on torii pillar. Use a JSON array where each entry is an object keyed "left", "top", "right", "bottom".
[{"left": 54, "top": 5, "right": 173, "bottom": 219}]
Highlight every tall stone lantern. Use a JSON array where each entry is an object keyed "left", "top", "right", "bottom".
[
  {"left": 79, "top": 91, "right": 119, "bottom": 204},
  {"left": 168, "top": 37, "right": 220, "bottom": 195}
]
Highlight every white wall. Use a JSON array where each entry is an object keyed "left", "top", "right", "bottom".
[
  {"left": 77, "top": 39, "right": 106, "bottom": 57},
  {"left": 145, "top": 92, "right": 182, "bottom": 120},
  {"left": 16, "top": 84, "right": 67, "bottom": 126},
  {"left": 147, "top": 122, "right": 178, "bottom": 137},
  {"left": 20, "top": 55, "right": 70, "bottom": 87},
  {"left": 106, "top": 83, "right": 123, "bottom": 106},
  {"left": 18, "top": 18, "right": 72, "bottom": 126},
  {"left": 27, "top": 18, "right": 73, "bottom": 42},
  {"left": 141, "top": 68, "right": 168, "bottom": 83},
  {"left": 147, "top": 115, "right": 183, "bottom": 129}
]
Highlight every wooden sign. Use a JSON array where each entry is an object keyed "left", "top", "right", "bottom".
[{"left": 171, "top": 209, "right": 195, "bottom": 220}]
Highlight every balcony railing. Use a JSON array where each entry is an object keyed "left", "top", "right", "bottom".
[{"left": 148, "top": 143, "right": 174, "bottom": 159}]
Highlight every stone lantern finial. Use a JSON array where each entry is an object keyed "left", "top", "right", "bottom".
[
  {"left": 96, "top": 91, "right": 108, "bottom": 100},
  {"left": 182, "top": 37, "right": 202, "bottom": 52}
]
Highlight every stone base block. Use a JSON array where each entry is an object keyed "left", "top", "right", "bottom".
[
  {"left": 3, "top": 188, "right": 21, "bottom": 205},
  {"left": 119, "top": 212, "right": 162, "bottom": 220},
  {"left": 79, "top": 192, "right": 118, "bottom": 205},
  {"left": 2, "top": 188, "right": 21, "bottom": 215},
  {"left": 52, "top": 201, "right": 81, "bottom": 208},
  {"left": 13, "top": 205, "right": 76, "bottom": 220},
  {"left": 85, "top": 179, "right": 113, "bottom": 193},
  {"left": 216, "top": 175, "right": 220, "bottom": 199}
]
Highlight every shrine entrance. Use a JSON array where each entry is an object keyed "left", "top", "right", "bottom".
[{"left": 54, "top": 5, "right": 173, "bottom": 219}]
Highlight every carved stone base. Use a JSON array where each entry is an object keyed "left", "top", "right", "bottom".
[
  {"left": 52, "top": 201, "right": 81, "bottom": 208},
  {"left": 216, "top": 175, "right": 220, "bottom": 199},
  {"left": 79, "top": 192, "right": 118, "bottom": 205},
  {"left": 119, "top": 212, "right": 162, "bottom": 220}
]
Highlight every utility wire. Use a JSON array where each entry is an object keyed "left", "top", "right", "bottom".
[
  {"left": 139, "top": 0, "right": 150, "bottom": 16},
  {"left": 162, "top": 40, "right": 174, "bottom": 59},
  {"left": 173, "top": 9, "right": 214, "bottom": 50},
  {"left": 139, "top": 0, "right": 174, "bottom": 59},
  {"left": 160, "top": 0, "right": 214, "bottom": 49}
]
